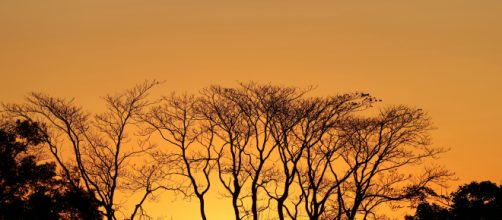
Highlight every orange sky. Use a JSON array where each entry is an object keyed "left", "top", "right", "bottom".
[{"left": 1, "top": 1, "right": 501, "bottom": 219}]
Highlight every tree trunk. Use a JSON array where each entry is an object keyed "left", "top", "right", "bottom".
[
  {"left": 105, "top": 206, "right": 114, "bottom": 220},
  {"left": 198, "top": 196, "right": 207, "bottom": 220},
  {"left": 232, "top": 195, "right": 240, "bottom": 220},
  {"left": 277, "top": 199, "right": 285, "bottom": 220},
  {"left": 252, "top": 185, "right": 258, "bottom": 220}
]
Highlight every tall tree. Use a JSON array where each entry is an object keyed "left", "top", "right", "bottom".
[
  {"left": 3, "top": 81, "right": 165, "bottom": 220},
  {"left": 144, "top": 93, "right": 214, "bottom": 220},
  {"left": 231, "top": 83, "right": 308, "bottom": 220},
  {"left": 333, "top": 106, "right": 451, "bottom": 220},
  {"left": 295, "top": 94, "right": 375, "bottom": 220},
  {"left": 199, "top": 85, "right": 253, "bottom": 219}
]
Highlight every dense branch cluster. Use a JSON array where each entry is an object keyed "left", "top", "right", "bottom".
[{"left": 1, "top": 81, "right": 451, "bottom": 220}]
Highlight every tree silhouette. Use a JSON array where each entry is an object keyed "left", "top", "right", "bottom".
[
  {"left": 451, "top": 181, "right": 502, "bottom": 219},
  {"left": 407, "top": 202, "right": 452, "bottom": 220},
  {"left": 2, "top": 81, "right": 168, "bottom": 220},
  {"left": 406, "top": 181, "right": 502, "bottom": 220},
  {"left": 144, "top": 93, "right": 214, "bottom": 220},
  {"left": 199, "top": 85, "right": 254, "bottom": 219},
  {"left": 0, "top": 120, "right": 101, "bottom": 219},
  {"left": 2, "top": 82, "right": 453, "bottom": 220},
  {"left": 330, "top": 106, "right": 451, "bottom": 220},
  {"left": 294, "top": 94, "right": 375, "bottom": 220}
]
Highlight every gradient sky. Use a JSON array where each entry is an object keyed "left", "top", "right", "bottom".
[{"left": 1, "top": 0, "right": 501, "bottom": 219}]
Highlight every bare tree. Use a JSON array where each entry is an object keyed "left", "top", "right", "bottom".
[
  {"left": 291, "top": 94, "right": 375, "bottom": 220},
  {"left": 198, "top": 85, "right": 253, "bottom": 220},
  {"left": 332, "top": 106, "right": 452, "bottom": 220},
  {"left": 232, "top": 83, "right": 310, "bottom": 220},
  {"left": 2, "top": 82, "right": 452, "bottom": 220},
  {"left": 143, "top": 93, "right": 213, "bottom": 220},
  {"left": 265, "top": 93, "right": 368, "bottom": 220},
  {"left": 2, "top": 81, "right": 165, "bottom": 220},
  {"left": 198, "top": 83, "right": 308, "bottom": 220},
  {"left": 194, "top": 84, "right": 448, "bottom": 220},
  {"left": 266, "top": 96, "right": 306, "bottom": 220}
]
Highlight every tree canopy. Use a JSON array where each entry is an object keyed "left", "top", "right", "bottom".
[
  {"left": 1, "top": 82, "right": 453, "bottom": 220},
  {"left": 406, "top": 181, "right": 502, "bottom": 220},
  {"left": 0, "top": 120, "right": 101, "bottom": 219}
]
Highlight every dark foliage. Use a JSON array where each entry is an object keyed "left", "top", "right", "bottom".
[
  {"left": 406, "top": 181, "right": 502, "bottom": 220},
  {"left": 405, "top": 202, "right": 452, "bottom": 220},
  {"left": 0, "top": 120, "right": 102, "bottom": 220}
]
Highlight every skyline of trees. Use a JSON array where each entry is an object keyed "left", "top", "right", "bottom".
[{"left": 1, "top": 81, "right": 455, "bottom": 219}]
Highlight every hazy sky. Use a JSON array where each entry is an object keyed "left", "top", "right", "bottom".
[{"left": 1, "top": 0, "right": 501, "bottom": 219}]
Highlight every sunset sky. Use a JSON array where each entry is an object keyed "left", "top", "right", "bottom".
[{"left": 1, "top": 0, "right": 501, "bottom": 219}]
